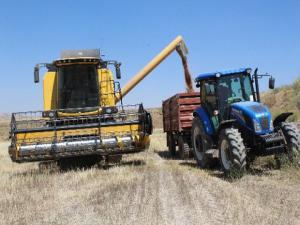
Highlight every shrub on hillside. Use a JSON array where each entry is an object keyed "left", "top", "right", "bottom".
[
  {"left": 292, "top": 78, "right": 300, "bottom": 92},
  {"left": 294, "top": 97, "right": 300, "bottom": 110}
]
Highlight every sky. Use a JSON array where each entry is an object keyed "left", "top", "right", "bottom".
[{"left": 0, "top": 0, "right": 300, "bottom": 113}]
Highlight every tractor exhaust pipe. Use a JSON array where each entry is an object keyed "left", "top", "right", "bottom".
[{"left": 254, "top": 68, "right": 260, "bottom": 102}]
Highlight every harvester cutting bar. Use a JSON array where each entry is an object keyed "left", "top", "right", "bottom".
[{"left": 9, "top": 104, "right": 149, "bottom": 162}]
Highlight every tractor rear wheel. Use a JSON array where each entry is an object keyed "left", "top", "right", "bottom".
[
  {"left": 191, "top": 117, "right": 213, "bottom": 168},
  {"left": 277, "top": 122, "right": 300, "bottom": 166},
  {"left": 167, "top": 133, "right": 176, "bottom": 157},
  {"left": 219, "top": 128, "right": 247, "bottom": 177},
  {"left": 178, "top": 136, "right": 190, "bottom": 160}
]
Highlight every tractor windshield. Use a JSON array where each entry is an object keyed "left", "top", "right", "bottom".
[
  {"left": 218, "top": 73, "right": 253, "bottom": 105},
  {"left": 57, "top": 65, "right": 99, "bottom": 109}
]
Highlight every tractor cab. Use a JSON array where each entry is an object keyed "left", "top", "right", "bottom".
[
  {"left": 196, "top": 68, "right": 254, "bottom": 128},
  {"left": 195, "top": 68, "right": 274, "bottom": 134}
]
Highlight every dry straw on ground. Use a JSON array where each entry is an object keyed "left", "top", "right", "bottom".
[{"left": 0, "top": 129, "right": 299, "bottom": 225}]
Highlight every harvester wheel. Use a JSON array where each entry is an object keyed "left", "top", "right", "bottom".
[
  {"left": 191, "top": 117, "right": 213, "bottom": 168},
  {"left": 219, "top": 128, "right": 246, "bottom": 177},
  {"left": 167, "top": 133, "right": 176, "bottom": 157},
  {"left": 277, "top": 122, "right": 300, "bottom": 166},
  {"left": 178, "top": 136, "right": 190, "bottom": 160}
]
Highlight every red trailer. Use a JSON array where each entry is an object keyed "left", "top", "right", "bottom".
[{"left": 162, "top": 92, "right": 200, "bottom": 159}]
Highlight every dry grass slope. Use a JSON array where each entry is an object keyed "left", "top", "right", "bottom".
[
  {"left": 0, "top": 130, "right": 299, "bottom": 225},
  {"left": 0, "top": 114, "right": 10, "bottom": 141},
  {"left": 262, "top": 77, "right": 300, "bottom": 123}
]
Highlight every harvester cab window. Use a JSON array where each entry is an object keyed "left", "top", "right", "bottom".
[{"left": 58, "top": 65, "right": 99, "bottom": 109}]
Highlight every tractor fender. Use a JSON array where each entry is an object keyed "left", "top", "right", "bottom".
[
  {"left": 193, "top": 107, "right": 214, "bottom": 135},
  {"left": 273, "top": 112, "right": 293, "bottom": 127},
  {"left": 216, "top": 119, "right": 236, "bottom": 136}
]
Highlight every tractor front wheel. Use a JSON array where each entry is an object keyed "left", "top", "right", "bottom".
[{"left": 219, "top": 128, "right": 247, "bottom": 177}]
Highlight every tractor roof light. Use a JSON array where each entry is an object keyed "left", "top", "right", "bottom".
[{"left": 246, "top": 68, "right": 252, "bottom": 74}]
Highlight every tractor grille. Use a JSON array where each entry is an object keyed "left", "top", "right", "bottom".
[{"left": 260, "top": 116, "right": 269, "bottom": 130}]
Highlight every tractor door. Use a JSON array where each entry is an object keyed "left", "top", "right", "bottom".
[{"left": 200, "top": 80, "right": 219, "bottom": 130}]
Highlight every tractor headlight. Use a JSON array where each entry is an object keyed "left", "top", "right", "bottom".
[
  {"left": 270, "top": 119, "right": 274, "bottom": 131},
  {"left": 253, "top": 119, "right": 262, "bottom": 133}
]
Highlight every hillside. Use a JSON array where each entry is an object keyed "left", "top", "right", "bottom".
[
  {"left": 262, "top": 78, "right": 300, "bottom": 122},
  {"left": 0, "top": 114, "right": 10, "bottom": 141}
]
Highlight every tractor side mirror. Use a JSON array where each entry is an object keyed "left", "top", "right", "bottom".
[
  {"left": 115, "top": 63, "right": 121, "bottom": 79},
  {"left": 34, "top": 66, "right": 39, "bottom": 83},
  {"left": 269, "top": 77, "right": 275, "bottom": 89}
]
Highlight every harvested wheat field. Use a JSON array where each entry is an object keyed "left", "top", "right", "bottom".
[{"left": 0, "top": 129, "right": 300, "bottom": 225}]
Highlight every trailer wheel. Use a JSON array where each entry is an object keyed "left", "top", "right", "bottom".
[
  {"left": 219, "top": 128, "right": 246, "bottom": 177},
  {"left": 167, "top": 133, "right": 176, "bottom": 157},
  {"left": 277, "top": 122, "right": 300, "bottom": 166},
  {"left": 191, "top": 117, "right": 213, "bottom": 168},
  {"left": 178, "top": 136, "right": 190, "bottom": 160}
]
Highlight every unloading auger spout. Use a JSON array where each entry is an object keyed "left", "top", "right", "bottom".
[{"left": 115, "top": 35, "right": 194, "bottom": 103}]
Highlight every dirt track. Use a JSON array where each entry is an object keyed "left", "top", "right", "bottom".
[{"left": 0, "top": 130, "right": 300, "bottom": 225}]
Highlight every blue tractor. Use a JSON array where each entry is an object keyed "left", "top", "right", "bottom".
[{"left": 191, "top": 68, "right": 300, "bottom": 175}]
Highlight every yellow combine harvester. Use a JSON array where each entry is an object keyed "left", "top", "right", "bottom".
[{"left": 9, "top": 36, "right": 190, "bottom": 163}]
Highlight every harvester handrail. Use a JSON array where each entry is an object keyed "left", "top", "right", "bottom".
[{"left": 11, "top": 104, "right": 145, "bottom": 133}]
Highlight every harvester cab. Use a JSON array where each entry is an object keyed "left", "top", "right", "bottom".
[
  {"left": 192, "top": 68, "right": 300, "bottom": 176},
  {"left": 34, "top": 49, "right": 121, "bottom": 113}
]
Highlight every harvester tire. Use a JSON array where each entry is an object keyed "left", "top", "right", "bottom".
[
  {"left": 167, "top": 133, "right": 176, "bottom": 157},
  {"left": 178, "top": 136, "right": 190, "bottom": 160},
  {"left": 277, "top": 122, "right": 300, "bottom": 166},
  {"left": 219, "top": 128, "right": 246, "bottom": 177},
  {"left": 191, "top": 117, "right": 213, "bottom": 168}
]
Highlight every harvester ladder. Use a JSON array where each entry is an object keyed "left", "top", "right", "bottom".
[{"left": 52, "top": 114, "right": 58, "bottom": 158}]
